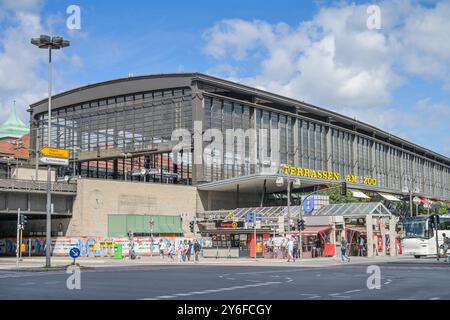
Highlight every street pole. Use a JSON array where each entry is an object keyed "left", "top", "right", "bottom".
[
  {"left": 16, "top": 208, "right": 20, "bottom": 268},
  {"left": 45, "top": 46, "right": 52, "bottom": 268},
  {"left": 299, "top": 197, "right": 304, "bottom": 260},
  {"left": 409, "top": 183, "right": 413, "bottom": 217},
  {"left": 31, "top": 35, "right": 70, "bottom": 268},
  {"left": 35, "top": 130, "right": 39, "bottom": 180},
  {"left": 254, "top": 220, "right": 257, "bottom": 259}
]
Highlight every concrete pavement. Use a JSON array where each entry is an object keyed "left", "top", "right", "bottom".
[
  {"left": 0, "top": 258, "right": 449, "bottom": 300},
  {"left": 0, "top": 255, "right": 418, "bottom": 270}
]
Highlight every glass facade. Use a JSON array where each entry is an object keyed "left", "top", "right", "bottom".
[
  {"left": 201, "top": 93, "right": 450, "bottom": 200},
  {"left": 34, "top": 87, "right": 193, "bottom": 184},
  {"left": 31, "top": 78, "right": 450, "bottom": 200}
]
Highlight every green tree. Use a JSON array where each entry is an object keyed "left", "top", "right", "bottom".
[{"left": 318, "top": 186, "right": 369, "bottom": 204}]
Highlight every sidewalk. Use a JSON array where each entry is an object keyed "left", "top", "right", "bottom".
[{"left": 0, "top": 255, "right": 414, "bottom": 271}]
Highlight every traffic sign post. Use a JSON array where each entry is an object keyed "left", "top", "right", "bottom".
[
  {"left": 39, "top": 157, "right": 69, "bottom": 166},
  {"left": 303, "top": 196, "right": 315, "bottom": 215},
  {"left": 69, "top": 247, "right": 81, "bottom": 265},
  {"left": 39, "top": 147, "right": 70, "bottom": 159}
]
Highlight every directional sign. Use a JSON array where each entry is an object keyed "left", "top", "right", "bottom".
[
  {"left": 39, "top": 147, "right": 70, "bottom": 159},
  {"left": 69, "top": 247, "right": 81, "bottom": 259},
  {"left": 246, "top": 212, "right": 254, "bottom": 223},
  {"left": 303, "top": 196, "right": 315, "bottom": 214},
  {"left": 255, "top": 214, "right": 262, "bottom": 222},
  {"left": 39, "top": 157, "right": 69, "bottom": 166}
]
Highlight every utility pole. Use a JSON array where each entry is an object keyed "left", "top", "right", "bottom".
[
  {"left": 31, "top": 34, "right": 70, "bottom": 268},
  {"left": 16, "top": 208, "right": 20, "bottom": 268}
]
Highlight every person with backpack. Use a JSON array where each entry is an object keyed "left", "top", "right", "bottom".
[{"left": 193, "top": 239, "right": 202, "bottom": 262}]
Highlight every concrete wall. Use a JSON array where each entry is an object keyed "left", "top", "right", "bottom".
[
  {"left": 0, "top": 193, "right": 72, "bottom": 213},
  {"left": 67, "top": 179, "right": 198, "bottom": 237},
  {"left": 14, "top": 167, "right": 55, "bottom": 181}
]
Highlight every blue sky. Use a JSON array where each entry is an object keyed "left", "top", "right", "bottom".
[{"left": 0, "top": 0, "right": 449, "bottom": 157}]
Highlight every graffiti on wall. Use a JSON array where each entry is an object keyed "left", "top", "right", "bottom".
[{"left": 0, "top": 237, "right": 212, "bottom": 257}]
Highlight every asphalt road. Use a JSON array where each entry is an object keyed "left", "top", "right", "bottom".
[{"left": 1, "top": 261, "right": 449, "bottom": 300}]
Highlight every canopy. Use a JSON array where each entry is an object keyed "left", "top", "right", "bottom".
[
  {"left": 315, "top": 202, "right": 392, "bottom": 217},
  {"left": 379, "top": 193, "right": 401, "bottom": 201},
  {"left": 351, "top": 190, "right": 370, "bottom": 199}
]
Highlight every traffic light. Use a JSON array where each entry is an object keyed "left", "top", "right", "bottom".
[
  {"left": 429, "top": 215, "right": 435, "bottom": 229},
  {"left": 340, "top": 182, "right": 347, "bottom": 196},
  {"left": 297, "top": 219, "right": 305, "bottom": 231},
  {"left": 19, "top": 214, "right": 27, "bottom": 225},
  {"left": 189, "top": 221, "right": 195, "bottom": 233}
]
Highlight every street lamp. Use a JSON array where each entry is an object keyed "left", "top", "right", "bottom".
[
  {"left": 277, "top": 174, "right": 304, "bottom": 260},
  {"left": 31, "top": 34, "right": 70, "bottom": 268}
]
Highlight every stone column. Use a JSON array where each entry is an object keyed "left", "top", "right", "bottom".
[{"left": 191, "top": 85, "right": 205, "bottom": 185}]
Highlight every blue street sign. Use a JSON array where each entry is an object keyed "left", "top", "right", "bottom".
[
  {"left": 69, "top": 247, "right": 81, "bottom": 259},
  {"left": 255, "top": 214, "right": 262, "bottom": 222},
  {"left": 303, "top": 197, "right": 315, "bottom": 214},
  {"left": 246, "top": 212, "right": 254, "bottom": 223}
]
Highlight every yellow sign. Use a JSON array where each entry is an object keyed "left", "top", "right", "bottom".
[
  {"left": 282, "top": 165, "right": 377, "bottom": 186},
  {"left": 39, "top": 147, "right": 70, "bottom": 159},
  {"left": 226, "top": 213, "right": 234, "bottom": 219},
  {"left": 282, "top": 165, "right": 340, "bottom": 181}
]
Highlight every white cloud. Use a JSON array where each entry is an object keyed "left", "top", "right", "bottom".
[
  {"left": 0, "top": 3, "right": 47, "bottom": 123},
  {"left": 0, "top": 0, "right": 82, "bottom": 125},
  {"left": 202, "top": 0, "right": 450, "bottom": 156}
]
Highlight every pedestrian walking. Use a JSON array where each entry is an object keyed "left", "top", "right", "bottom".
[
  {"left": 193, "top": 239, "right": 201, "bottom": 262},
  {"left": 358, "top": 237, "right": 365, "bottom": 257},
  {"left": 341, "top": 238, "right": 350, "bottom": 262},
  {"left": 293, "top": 239, "right": 299, "bottom": 261},
  {"left": 186, "top": 240, "right": 192, "bottom": 261},
  {"left": 159, "top": 239, "right": 166, "bottom": 259},
  {"left": 281, "top": 238, "right": 287, "bottom": 259},
  {"left": 168, "top": 242, "right": 175, "bottom": 261},
  {"left": 177, "top": 240, "right": 184, "bottom": 262},
  {"left": 441, "top": 233, "right": 450, "bottom": 261},
  {"left": 266, "top": 238, "right": 272, "bottom": 258},
  {"left": 287, "top": 237, "right": 294, "bottom": 262},
  {"left": 181, "top": 240, "right": 187, "bottom": 262}
]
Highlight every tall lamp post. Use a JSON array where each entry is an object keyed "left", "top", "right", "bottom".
[
  {"left": 276, "top": 175, "right": 302, "bottom": 259},
  {"left": 31, "top": 35, "right": 70, "bottom": 268}
]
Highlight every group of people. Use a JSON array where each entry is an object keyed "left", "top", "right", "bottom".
[
  {"left": 266, "top": 236, "right": 325, "bottom": 261},
  {"left": 158, "top": 239, "right": 202, "bottom": 262}
]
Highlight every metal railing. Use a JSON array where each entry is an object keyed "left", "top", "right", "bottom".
[{"left": 0, "top": 178, "right": 77, "bottom": 194}]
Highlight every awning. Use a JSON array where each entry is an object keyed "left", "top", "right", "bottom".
[
  {"left": 378, "top": 193, "right": 401, "bottom": 201},
  {"left": 300, "top": 226, "right": 333, "bottom": 236},
  {"left": 351, "top": 190, "right": 370, "bottom": 199}
]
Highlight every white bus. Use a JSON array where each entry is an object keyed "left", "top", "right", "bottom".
[{"left": 402, "top": 215, "right": 450, "bottom": 258}]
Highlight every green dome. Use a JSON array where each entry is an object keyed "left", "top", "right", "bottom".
[{"left": 0, "top": 103, "right": 29, "bottom": 139}]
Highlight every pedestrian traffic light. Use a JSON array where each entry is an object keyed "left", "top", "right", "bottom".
[
  {"left": 189, "top": 221, "right": 195, "bottom": 233},
  {"left": 340, "top": 182, "right": 347, "bottom": 196}
]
